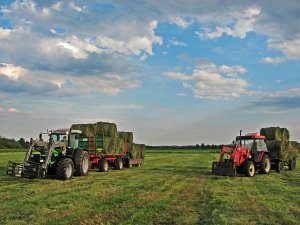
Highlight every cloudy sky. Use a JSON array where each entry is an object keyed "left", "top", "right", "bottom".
[{"left": 0, "top": 0, "right": 300, "bottom": 145}]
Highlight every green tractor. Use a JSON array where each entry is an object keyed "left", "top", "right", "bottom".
[{"left": 7, "top": 129, "right": 89, "bottom": 180}]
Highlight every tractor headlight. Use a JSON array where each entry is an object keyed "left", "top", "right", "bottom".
[{"left": 40, "top": 159, "right": 44, "bottom": 163}]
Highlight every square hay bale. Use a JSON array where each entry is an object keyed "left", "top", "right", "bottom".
[
  {"left": 266, "top": 141, "right": 298, "bottom": 160},
  {"left": 260, "top": 127, "right": 290, "bottom": 141},
  {"left": 118, "top": 131, "right": 133, "bottom": 143},
  {"left": 71, "top": 122, "right": 118, "bottom": 138}
]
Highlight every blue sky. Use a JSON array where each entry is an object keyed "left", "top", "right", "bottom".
[{"left": 0, "top": 0, "right": 300, "bottom": 145}]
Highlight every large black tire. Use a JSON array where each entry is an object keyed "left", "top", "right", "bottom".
[
  {"left": 288, "top": 158, "right": 296, "bottom": 170},
  {"left": 276, "top": 160, "right": 284, "bottom": 173},
  {"left": 259, "top": 155, "right": 271, "bottom": 174},
  {"left": 244, "top": 160, "right": 255, "bottom": 177},
  {"left": 74, "top": 151, "right": 89, "bottom": 176},
  {"left": 115, "top": 157, "right": 123, "bottom": 170},
  {"left": 125, "top": 158, "right": 132, "bottom": 168},
  {"left": 98, "top": 158, "right": 108, "bottom": 172},
  {"left": 56, "top": 158, "right": 74, "bottom": 180}
]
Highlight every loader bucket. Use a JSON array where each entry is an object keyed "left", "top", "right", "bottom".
[
  {"left": 212, "top": 160, "right": 237, "bottom": 176},
  {"left": 7, "top": 161, "right": 23, "bottom": 177}
]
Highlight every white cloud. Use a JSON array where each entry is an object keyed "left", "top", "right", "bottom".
[
  {"left": 169, "top": 39, "right": 187, "bottom": 47},
  {"left": 163, "top": 71, "right": 192, "bottom": 81},
  {"left": 52, "top": 2, "right": 62, "bottom": 11},
  {"left": 8, "top": 107, "right": 20, "bottom": 113},
  {"left": 176, "top": 92, "right": 187, "bottom": 97},
  {"left": 0, "top": 63, "right": 27, "bottom": 80},
  {"left": 269, "top": 36, "right": 300, "bottom": 59},
  {"left": 198, "top": 7, "right": 261, "bottom": 39},
  {"left": 165, "top": 63, "right": 248, "bottom": 100},
  {"left": 261, "top": 57, "right": 285, "bottom": 64},
  {"left": 170, "top": 17, "right": 191, "bottom": 29},
  {"left": 69, "top": 2, "right": 85, "bottom": 12},
  {"left": 0, "top": 28, "right": 11, "bottom": 38}
]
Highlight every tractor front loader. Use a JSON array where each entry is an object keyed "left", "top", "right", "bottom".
[{"left": 7, "top": 139, "right": 54, "bottom": 178}]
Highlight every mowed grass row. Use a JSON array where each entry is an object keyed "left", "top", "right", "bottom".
[{"left": 0, "top": 150, "right": 299, "bottom": 225}]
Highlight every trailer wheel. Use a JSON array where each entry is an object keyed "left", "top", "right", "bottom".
[
  {"left": 288, "top": 158, "right": 296, "bottom": 170},
  {"left": 244, "top": 160, "right": 255, "bottom": 177},
  {"left": 125, "top": 158, "right": 132, "bottom": 168},
  {"left": 276, "top": 160, "right": 284, "bottom": 173},
  {"left": 74, "top": 151, "right": 89, "bottom": 176},
  {"left": 98, "top": 158, "right": 108, "bottom": 172},
  {"left": 56, "top": 158, "right": 74, "bottom": 180},
  {"left": 259, "top": 155, "right": 271, "bottom": 174},
  {"left": 115, "top": 157, "right": 123, "bottom": 170}
]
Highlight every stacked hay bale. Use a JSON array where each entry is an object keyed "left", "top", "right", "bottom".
[
  {"left": 118, "top": 131, "right": 145, "bottom": 159},
  {"left": 260, "top": 127, "right": 299, "bottom": 161},
  {"left": 71, "top": 122, "right": 145, "bottom": 158}
]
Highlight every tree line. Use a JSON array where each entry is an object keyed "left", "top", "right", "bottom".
[
  {"left": 146, "top": 143, "right": 223, "bottom": 150},
  {"left": 0, "top": 136, "right": 30, "bottom": 149}
]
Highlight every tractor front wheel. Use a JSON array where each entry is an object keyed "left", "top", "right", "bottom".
[
  {"left": 244, "top": 160, "right": 255, "bottom": 177},
  {"left": 75, "top": 151, "right": 89, "bottom": 176},
  {"left": 56, "top": 158, "right": 74, "bottom": 180},
  {"left": 259, "top": 155, "right": 271, "bottom": 174},
  {"left": 288, "top": 158, "right": 296, "bottom": 170},
  {"left": 98, "top": 158, "right": 108, "bottom": 172}
]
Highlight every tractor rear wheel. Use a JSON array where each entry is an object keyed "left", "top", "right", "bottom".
[
  {"left": 244, "top": 160, "right": 255, "bottom": 177},
  {"left": 56, "top": 158, "right": 74, "bottom": 180},
  {"left": 276, "top": 160, "right": 284, "bottom": 173},
  {"left": 259, "top": 155, "right": 271, "bottom": 174},
  {"left": 288, "top": 158, "right": 296, "bottom": 170},
  {"left": 98, "top": 158, "right": 108, "bottom": 172},
  {"left": 115, "top": 157, "right": 123, "bottom": 170},
  {"left": 74, "top": 151, "right": 89, "bottom": 176}
]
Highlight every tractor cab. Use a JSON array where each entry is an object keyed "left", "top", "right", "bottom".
[
  {"left": 49, "top": 128, "right": 82, "bottom": 149},
  {"left": 235, "top": 133, "right": 268, "bottom": 152}
]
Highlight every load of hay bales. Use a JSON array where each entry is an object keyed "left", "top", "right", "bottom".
[
  {"left": 260, "top": 127, "right": 299, "bottom": 161},
  {"left": 260, "top": 127, "right": 290, "bottom": 141},
  {"left": 71, "top": 122, "right": 144, "bottom": 158}
]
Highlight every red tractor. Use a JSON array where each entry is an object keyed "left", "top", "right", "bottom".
[{"left": 212, "top": 132, "right": 271, "bottom": 177}]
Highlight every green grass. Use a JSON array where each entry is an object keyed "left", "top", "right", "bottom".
[{"left": 0, "top": 150, "right": 299, "bottom": 225}]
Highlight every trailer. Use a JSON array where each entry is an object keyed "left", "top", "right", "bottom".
[{"left": 78, "top": 134, "right": 144, "bottom": 172}]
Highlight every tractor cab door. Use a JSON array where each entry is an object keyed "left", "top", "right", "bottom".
[{"left": 252, "top": 139, "right": 267, "bottom": 162}]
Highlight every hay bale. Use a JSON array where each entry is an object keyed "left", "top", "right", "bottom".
[
  {"left": 71, "top": 122, "right": 118, "bottom": 138},
  {"left": 281, "top": 128, "right": 290, "bottom": 141},
  {"left": 113, "top": 137, "right": 125, "bottom": 154},
  {"left": 118, "top": 131, "right": 133, "bottom": 143},
  {"left": 266, "top": 141, "right": 298, "bottom": 160},
  {"left": 126, "top": 143, "right": 145, "bottom": 159},
  {"left": 260, "top": 127, "right": 289, "bottom": 141}
]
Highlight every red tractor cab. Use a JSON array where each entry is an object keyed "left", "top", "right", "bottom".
[{"left": 212, "top": 132, "right": 271, "bottom": 177}]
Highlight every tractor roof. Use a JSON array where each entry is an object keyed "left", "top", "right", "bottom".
[
  {"left": 236, "top": 132, "right": 265, "bottom": 140},
  {"left": 49, "top": 128, "right": 82, "bottom": 135}
]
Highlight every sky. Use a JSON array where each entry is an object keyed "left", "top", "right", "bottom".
[{"left": 0, "top": 0, "right": 300, "bottom": 145}]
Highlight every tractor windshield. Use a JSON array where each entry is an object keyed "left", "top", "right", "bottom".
[
  {"left": 236, "top": 139, "right": 254, "bottom": 150},
  {"left": 51, "top": 134, "right": 68, "bottom": 142}
]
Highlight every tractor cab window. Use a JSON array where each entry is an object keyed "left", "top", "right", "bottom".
[
  {"left": 243, "top": 139, "right": 254, "bottom": 150},
  {"left": 256, "top": 139, "right": 267, "bottom": 152},
  {"left": 236, "top": 139, "right": 254, "bottom": 150},
  {"left": 51, "top": 134, "right": 68, "bottom": 142}
]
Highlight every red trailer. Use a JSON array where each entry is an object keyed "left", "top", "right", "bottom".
[{"left": 78, "top": 134, "right": 143, "bottom": 172}]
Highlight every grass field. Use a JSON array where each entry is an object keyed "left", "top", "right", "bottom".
[{"left": 0, "top": 150, "right": 299, "bottom": 225}]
